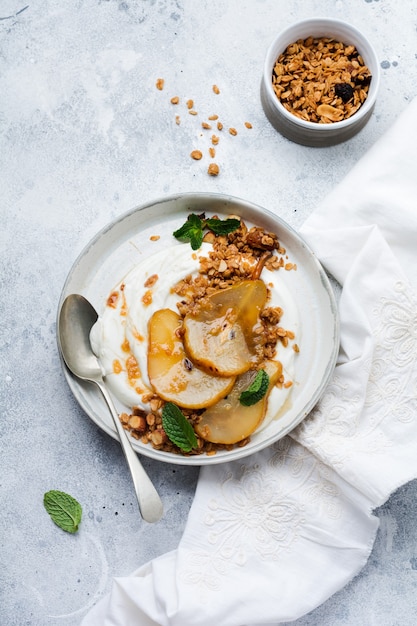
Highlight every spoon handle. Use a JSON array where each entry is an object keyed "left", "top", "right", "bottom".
[{"left": 96, "top": 381, "right": 164, "bottom": 523}]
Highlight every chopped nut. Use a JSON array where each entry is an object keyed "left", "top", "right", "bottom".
[
  {"left": 128, "top": 414, "right": 147, "bottom": 431},
  {"left": 190, "top": 150, "right": 203, "bottom": 160},
  {"left": 119, "top": 413, "right": 130, "bottom": 425},
  {"left": 150, "top": 430, "right": 167, "bottom": 446},
  {"left": 155, "top": 78, "right": 164, "bottom": 90},
  {"left": 208, "top": 163, "right": 220, "bottom": 176}
]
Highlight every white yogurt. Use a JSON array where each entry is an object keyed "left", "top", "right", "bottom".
[{"left": 90, "top": 242, "right": 300, "bottom": 427}]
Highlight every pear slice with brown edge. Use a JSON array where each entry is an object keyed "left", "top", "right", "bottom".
[
  {"left": 147, "top": 308, "right": 235, "bottom": 409},
  {"left": 195, "top": 359, "right": 283, "bottom": 444},
  {"left": 183, "top": 279, "right": 267, "bottom": 377}
]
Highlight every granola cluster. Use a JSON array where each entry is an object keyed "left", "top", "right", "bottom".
[
  {"left": 121, "top": 219, "right": 298, "bottom": 457},
  {"left": 272, "top": 36, "right": 372, "bottom": 123}
]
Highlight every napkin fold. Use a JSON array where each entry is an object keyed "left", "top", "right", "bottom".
[{"left": 82, "top": 97, "right": 417, "bottom": 626}]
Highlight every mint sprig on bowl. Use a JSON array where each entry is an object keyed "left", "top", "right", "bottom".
[
  {"left": 239, "top": 369, "right": 270, "bottom": 406},
  {"left": 173, "top": 213, "right": 240, "bottom": 250},
  {"left": 161, "top": 402, "right": 198, "bottom": 452}
]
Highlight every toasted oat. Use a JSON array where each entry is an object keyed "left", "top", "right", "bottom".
[
  {"left": 209, "top": 147, "right": 216, "bottom": 158},
  {"left": 144, "top": 274, "right": 158, "bottom": 288},
  {"left": 202, "top": 122, "right": 212, "bottom": 129},
  {"left": 211, "top": 134, "right": 219, "bottom": 145},
  {"left": 208, "top": 163, "right": 220, "bottom": 176},
  {"left": 212, "top": 84, "right": 220, "bottom": 94},
  {"left": 188, "top": 109, "right": 198, "bottom": 116},
  {"left": 244, "top": 121, "right": 253, "bottom": 129},
  {"left": 186, "top": 99, "right": 194, "bottom": 109},
  {"left": 170, "top": 96, "right": 179, "bottom": 104},
  {"left": 229, "top": 127, "right": 238, "bottom": 136},
  {"left": 190, "top": 150, "right": 203, "bottom": 160},
  {"left": 155, "top": 78, "right": 164, "bottom": 90},
  {"left": 272, "top": 36, "right": 371, "bottom": 123},
  {"left": 217, "top": 121, "right": 223, "bottom": 130},
  {"left": 208, "top": 114, "right": 219, "bottom": 120}
]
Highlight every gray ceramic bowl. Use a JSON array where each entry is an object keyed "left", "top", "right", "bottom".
[{"left": 261, "top": 17, "right": 380, "bottom": 147}]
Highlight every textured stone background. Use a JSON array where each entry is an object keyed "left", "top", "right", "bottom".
[{"left": 1, "top": 1, "right": 417, "bottom": 624}]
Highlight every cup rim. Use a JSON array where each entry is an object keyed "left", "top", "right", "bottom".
[{"left": 263, "top": 17, "right": 381, "bottom": 131}]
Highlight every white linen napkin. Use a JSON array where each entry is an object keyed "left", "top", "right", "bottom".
[{"left": 82, "top": 97, "right": 417, "bottom": 626}]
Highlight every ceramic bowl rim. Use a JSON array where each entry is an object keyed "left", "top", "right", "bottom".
[{"left": 262, "top": 16, "right": 381, "bottom": 132}]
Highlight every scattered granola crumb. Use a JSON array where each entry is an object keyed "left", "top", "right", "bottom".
[
  {"left": 211, "top": 134, "right": 219, "bottom": 145},
  {"left": 170, "top": 96, "right": 179, "bottom": 104},
  {"left": 244, "top": 121, "right": 253, "bottom": 129},
  {"left": 186, "top": 99, "right": 194, "bottom": 109},
  {"left": 202, "top": 122, "right": 212, "bottom": 129},
  {"left": 156, "top": 78, "right": 164, "bottom": 90},
  {"left": 208, "top": 114, "right": 219, "bottom": 120},
  {"left": 212, "top": 84, "right": 220, "bottom": 94},
  {"left": 150, "top": 235, "right": 160, "bottom": 241},
  {"left": 190, "top": 150, "right": 203, "bottom": 160},
  {"left": 175, "top": 115, "right": 181, "bottom": 125},
  {"left": 208, "top": 163, "right": 220, "bottom": 176},
  {"left": 188, "top": 109, "right": 198, "bottom": 116},
  {"left": 229, "top": 127, "right": 238, "bottom": 136},
  {"left": 217, "top": 121, "right": 223, "bottom": 131},
  {"left": 209, "top": 147, "right": 216, "bottom": 158}
]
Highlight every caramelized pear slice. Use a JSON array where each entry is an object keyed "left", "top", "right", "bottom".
[
  {"left": 183, "top": 279, "right": 267, "bottom": 377},
  {"left": 147, "top": 309, "right": 235, "bottom": 409},
  {"left": 195, "top": 360, "right": 282, "bottom": 444}
]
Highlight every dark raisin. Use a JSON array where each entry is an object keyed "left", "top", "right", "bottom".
[
  {"left": 334, "top": 82, "right": 354, "bottom": 103},
  {"left": 183, "top": 357, "right": 193, "bottom": 371}
]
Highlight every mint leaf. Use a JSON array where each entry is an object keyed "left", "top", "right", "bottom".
[
  {"left": 239, "top": 370, "right": 270, "bottom": 406},
  {"left": 44, "top": 490, "right": 82, "bottom": 534},
  {"left": 173, "top": 214, "right": 204, "bottom": 250},
  {"left": 162, "top": 402, "right": 198, "bottom": 452},
  {"left": 173, "top": 214, "right": 240, "bottom": 249},
  {"left": 205, "top": 217, "right": 241, "bottom": 235}
]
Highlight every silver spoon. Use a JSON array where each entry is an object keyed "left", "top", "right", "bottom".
[{"left": 58, "top": 293, "right": 163, "bottom": 523}]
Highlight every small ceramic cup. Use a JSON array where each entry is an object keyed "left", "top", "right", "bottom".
[{"left": 261, "top": 17, "right": 380, "bottom": 147}]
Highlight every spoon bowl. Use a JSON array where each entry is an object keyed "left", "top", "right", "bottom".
[{"left": 58, "top": 294, "right": 163, "bottom": 523}]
